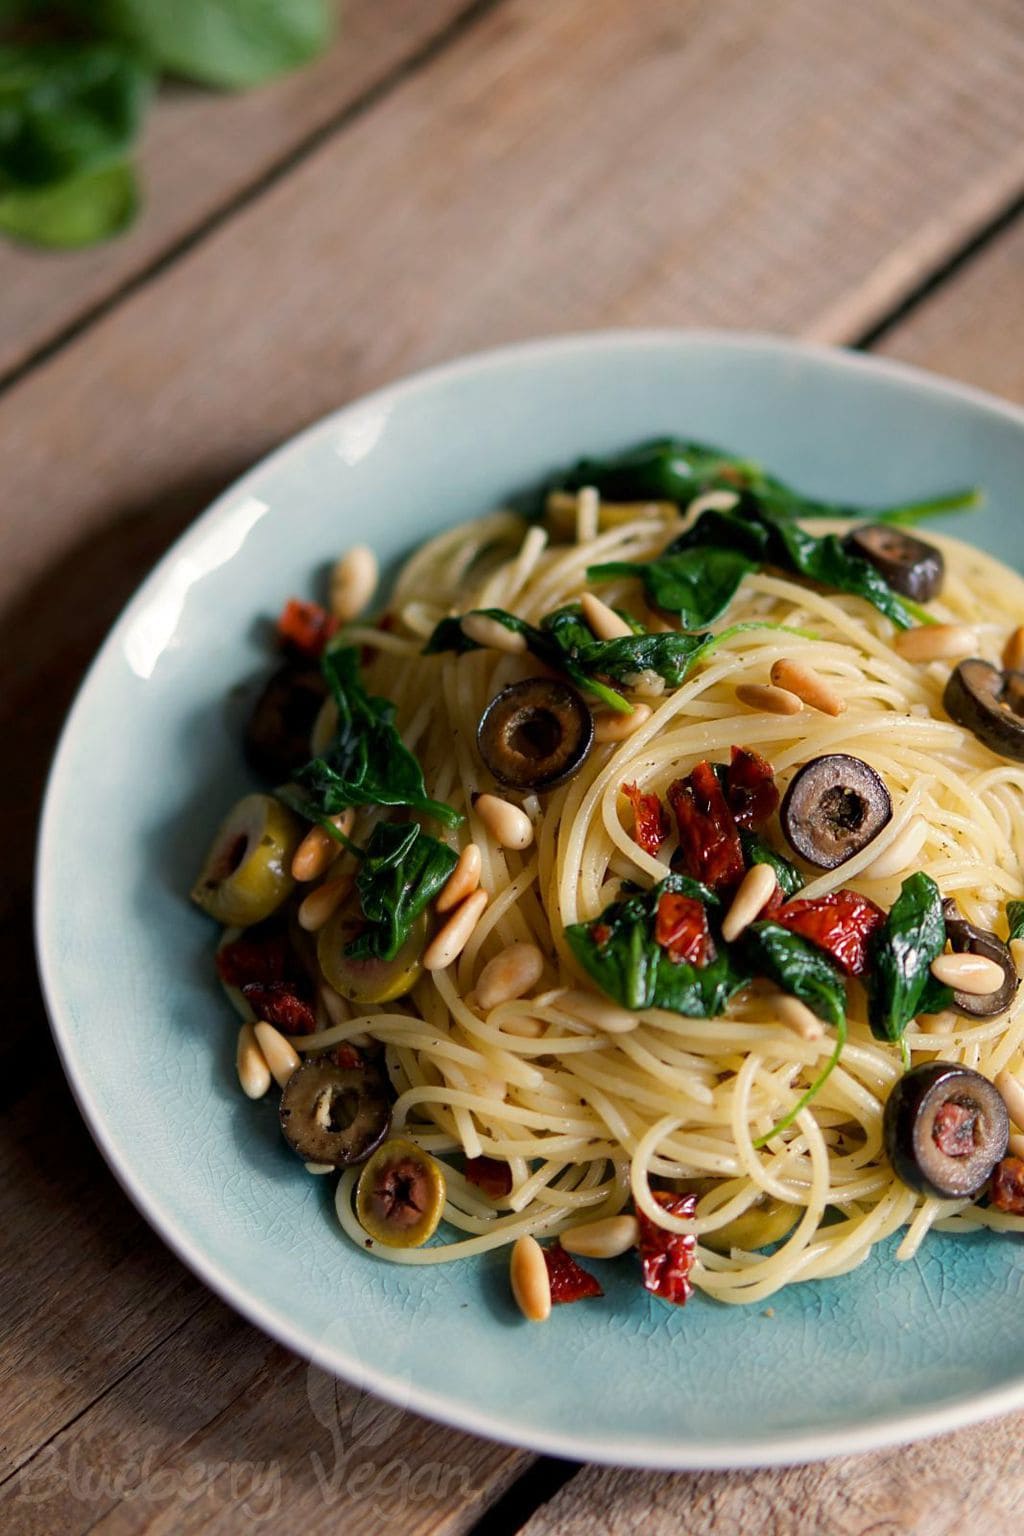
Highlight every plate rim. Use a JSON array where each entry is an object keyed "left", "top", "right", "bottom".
[{"left": 35, "top": 328, "right": 1024, "bottom": 1470}]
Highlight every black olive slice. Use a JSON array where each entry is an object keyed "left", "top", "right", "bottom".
[
  {"left": 883, "top": 1062, "right": 1009, "bottom": 1199},
  {"left": 940, "top": 900, "right": 1019, "bottom": 1018},
  {"left": 944, "top": 659, "right": 1024, "bottom": 763},
  {"left": 843, "top": 524, "right": 944, "bottom": 602},
  {"left": 779, "top": 753, "right": 892, "bottom": 869},
  {"left": 245, "top": 666, "right": 329, "bottom": 781},
  {"left": 477, "top": 678, "right": 594, "bottom": 790},
  {"left": 279, "top": 1059, "right": 391, "bottom": 1167}
]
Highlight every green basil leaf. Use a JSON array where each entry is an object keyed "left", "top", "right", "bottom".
[
  {"left": 738, "top": 831, "right": 804, "bottom": 899},
  {"left": 347, "top": 821, "right": 457, "bottom": 963},
  {"left": 741, "top": 922, "right": 847, "bottom": 1032},
  {"left": 0, "top": 44, "right": 150, "bottom": 188},
  {"left": 866, "top": 872, "right": 949, "bottom": 1041},
  {"left": 1006, "top": 900, "right": 1024, "bottom": 943},
  {"left": 0, "top": 157, "right": 137, "bottom": 246},
  {"left": 588, "top": 546, "right": 757, "bottom": 628}
]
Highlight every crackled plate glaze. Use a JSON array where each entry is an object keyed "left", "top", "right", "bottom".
[{"left": 37, "top": 334, "right": 1024, "bottom": 1468}]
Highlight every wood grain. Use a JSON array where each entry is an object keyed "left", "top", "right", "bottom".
[{"left": 0, "top": 0, "right": 477, "bottom": 380}]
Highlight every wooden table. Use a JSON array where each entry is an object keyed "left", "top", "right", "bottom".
[{"left": 3, "top": 2, "right": 1023, "bottom": 1530}]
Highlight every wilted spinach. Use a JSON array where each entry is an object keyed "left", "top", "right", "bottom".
[
  {"left": 346, "top": 821, "right": 457, "bottom": 962},
  {"left": 588, "top": 546, "right": 757, "bottom": 629},
  {"left": 865, "top": 872, "right": 951, "bottom": 1042},
  {"left": 1006, "top": 900, "right": 1024, "bottom": 943},
  {"left": 738, "top": 831, "right": 803, "bottom": 900}
]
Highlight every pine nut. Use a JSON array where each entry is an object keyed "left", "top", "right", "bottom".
[
  {"left": 460, "top": 612, "right": 527, "bottom": 654},
  {"left": 930, "top": 952, "right": 1006, "bottom": 995},
  {"left": 581, "top": 591, "right": 633, "bottom": 641},
  {"left": 329, "top": 545, "right": 378, "bottom": 623},
  {"left": 298, "top": 871, "right": 354, "bottom": 931},
  {"left": 475, "top": 793, "right": 534, "bottom": 851},
  {"left": 510, "top": 1234, "right": 551, "bottom": 1322},
  {"left": 236, "top": 1023, "right": 271, "bottom": 1099},
  {"left": 770, "top": 658, "right": 845, "bottom": 717},
  {"left": 894, "top": 624, "right": 975, "bottom": 662},
  {"left": 1009, "top": 1132, "right": 1024, "bottom": 1161},
  {"left": 775, "top": 996, "right": 825, "bottom": 1041},
  {"left": 735, "top": 682, "right": 803, "bottom": 716},
  {"left": 253, "top": 1021, "right": 301, "bottom": 1089},
  {"left": 628, "top": 668, "right": 666, "bottom": 699},
  {"left": 436, "top": 843, "right": 483, "bottom": 912},
  {"left": 561, "top": 1214, "right": 639, "bottom": 1259},
  {"left": 721, "top": 863, "right": 778, "bottom": 943},
  {"left": 477, "top": 943, "right": 546, "bottom": 1010},
  {"left": 305, "top": 1162, "right": 334, "bottom": 1175},
  {"left": 593, "top": 703, "right": 652, "bottom": 743},
  {"left": 559, "top": 989, "right": 638, "bottom": 1034},
  {"left": 995, "top": 1069, "right": 1024, "bottom": 1132},
  {"left": 1004, "top": 626, "right": 1024, "bottom": 673},
  {"left": 917, "top": 1009, "right": 957, "bottom": 1034},
  {"left": 423, "top": 888, "right": 489, "bottom": 971},
  {"left": 291, "top": 810, "right": 354, "bottom": 882},
  {"left": 861, "top": 817, "right": 928, "bottom": 881},
  {"left": 499, "top": 1014, "right": 546, "bottom": 1038},
  {"left": 575, "top": 486, "right": 600, "bottom": 543}
]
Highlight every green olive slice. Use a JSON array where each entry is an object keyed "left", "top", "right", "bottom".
[
  {"left": 317, "top": 902, "right": 425, "bottom": 1004},
  {"left": 356, "top": 1136, "right": 446, "bottom": 1247},
  {"left": 700, "top": 1193, "right": 799, "bottom": 1254},
  {"left": 279, "top": 1058, "right": 391, "bottom": 1166},
  {"left": 191, "top": 794, "right": 303, "bottom": 926}
]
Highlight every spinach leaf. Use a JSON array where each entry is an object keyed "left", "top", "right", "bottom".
[
  {"left": 738, "top": 831, "right": 804, "bottom": 899},
  {"left": 346, "top": 821, "right": 457, "bottom": 962},
  {"left": 741, "top": 922, "right": 847, "bottom": 1031},
  {"left": 0, "top": 43, "right": 150, "bottom": 187},
  {"left": 588, "top": 547, "right": 757, "bottom": 628},
  {"left": 0, "top": 156, "right": 136, "bottom": 244},
  {"left": 1006, "top": 900, "right": 1024, "bottom": 943},
  {"left": 287, "top": 646, "right": 460, "bottom": 828},
  {"left": 865, "top": 872, "right": 950, "bottom": 1041}
]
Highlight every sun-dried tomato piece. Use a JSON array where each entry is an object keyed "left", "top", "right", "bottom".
[
  {"left": 990, "top": 1156, "right": 1024, "bottom": 1215},
  {"left": 668, "top": 761, "right": 745, "bottom": 893},
  {"left": 465, "top": 1156, "right": 513, "bottom": 1200},
  {"left": 277, "top": 598, "right": 339, "bottom": 661},
  {"left": 331, "top": 1043, "right": 364, "bottom": 1070},
  {"left": 241, "top": 981, "right": 317, "bottom": 1036},
  {"left": 774, "top": 889, "right": 886, "bottom": 976},
  {"left": 621, "top": 781, "right": 670, "bottom": 857},
  {"left": 931, "top": 1101, "right": 978, "bottom": 1158},
  {"left": 591, "top": 922, "right": 613, "bottom": 948},
  {"left": 637, "top": 1190, "right": 697, "bottom": 1306},
  {"left": 654, "top": 891, "right": 716, "bottom": 966},
  {"left": 543, "top": 1241, "right": 603, "bottom": 1303},
  {"left": 725, "top": 746, "right": 779, "bottom": 831},
  {"left": 216, "top": 929, "right": 291, "bottom": 988}
]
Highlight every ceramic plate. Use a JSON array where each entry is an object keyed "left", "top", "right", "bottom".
[{"left": 37, "top": 333, "right": 1024, "bottom": 1468}]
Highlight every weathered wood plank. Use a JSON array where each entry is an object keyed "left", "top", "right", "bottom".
[{"left": 0, "top": 0, "right": 478, "bottom": 380}]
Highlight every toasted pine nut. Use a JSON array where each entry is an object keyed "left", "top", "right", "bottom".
[
  {"left": 311, "top": 696, "right": 339, "bottom": 755},
  {"left": 1011, "top": 938, "right": 1024, "bottom": 976},
  {"left": 460, "top": 612, "right": 527, "bottom": 654},
  {"left": 436, "top": 843, "right": 482, "bottom": 913},
  {"left": 329, "top": 545, "right": 378, "bottom": 623},
  {"left": 917, "top": 1009, "right": 957, "bottom": 1034},
  {"left": 559, "top": 988, "right": 638, "bottom": 1034},
  {"left": 499, "top": 1014, "right": 546, "bottom": 1039},
  {"left": 1004, "top": 626, "right": 1024, "bottom": 673},
  {"left": 593, "top": 703, "right": 652, "bottom": 743},
  {"left": 298, "top": 871, "right": 353, "bottom": 931},
  {"left": 1009, "top": 1132, "right": 1024, "bottom": 1161},
  {"left": 628, "top": 668, "right": 666, "bottom": 699},
  {"left": 510, "top": 1234, "right": 551, "bottom": 1322},
  {"left": 581, "top": 591, "right": 633, "bottom": 641},
  {"left": 236, "top": 1023, "right": 271, "bottom": 1099},
  {"left": 575, "top": 486, "right": 600, "bottom": 543},
  {"left": 423, "top": 888, "right": 489, "bottom": 971},
  {"left": 775, "top": 996, "right": 825, "bottom": 1041},
  {"left": 291, "top": 810, "right": 354, "bottom": 882},
  {"left": 477, "top": 943, "right": 546, "bottom": 1010},
  {"left": 475, "top": 793, "right": 534, "bottom": 850},
  {"left": 995, "top": 1069, "right": 1024, "bottom": 1132},
  {"left": 735, "top": 682, "right": 803, "bottom": 716},
  {"left": 861, "top": 817, "right": 928, "bottom": 881},
  {"left": 721, "top": 863, "right": 778, "bottom": 943},
  {"left": 305, "top": 1162, "right": 334, "bottom": 1175},
  {"left": 561, "top": 1214, "right": 639, "bottom": 1259},
  {"left": 894, "top": 623, "right": 975, "bottom": 662},
  {"left": 770, "top": 658, "right": 845, "bottom": 717},
  {"left": 930, "top": 952, "right": 1006, "bottom": 995},
  {"left": 253, "top": 1021, "right": 301, "bottom": 1089}
]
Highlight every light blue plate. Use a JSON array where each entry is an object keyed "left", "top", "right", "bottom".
[{"left": 37, "top": 333, "right": 1024, "bottom": 1468}]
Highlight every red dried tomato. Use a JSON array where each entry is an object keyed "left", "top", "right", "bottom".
[
  {"left": 990, "top": 1156, "right": 1024, "bottom": 1215},
  {"left": 725, "top": 746, "right": 779, "bottom": 831},
  {"left": 931, "top": 1101, "right": 978, "bottom": 1158},
  {"left": 668, "top": 761, "right": 745, "bottom": 893},
  {"left": 216, "top": 930, "right": 290, "bottom": 988},
  {"left": 591, "top": 923, "right": 613, "bottom": 948},
  {"left": 774, "top": 889, "right": 886, "bottom": 976},
  {"left": 543, "top": 1241, "right": 603, "bottom": 1303},
  {"left": 637, "top": 1190, "right": 697, "bottom": 1306},
  {"left": 621, "top": 781, "right": 670, "bottom": 857},
  {"left": 654, "top": 891, "right": 715, "bottom": 966},
  {"left": 331, "top": 1043, "right": 364, "bottom": 1070},
  {"left": 276, "top": 598, "right": 339, "bottom": 661},
  {"left": 241, "top": 981, "right": 317, "bottom": 1036},
  {"left": 465, "top": 1156, "right": 513, "bottom": 1200}
]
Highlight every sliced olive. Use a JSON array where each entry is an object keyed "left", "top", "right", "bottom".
[
  {"left": 779, "top": 753, "right": 892, "bottom": 869},
  {"left": 944, "top": 659, "right": 1024, "bottom": 762},
  {"left": 191, "top": 793, "right": 303, "bottom": 925},
  {"left": 941, "top": 900, "right": 1019, "bottom": 1018},
  {"left": 244, "top": 665, "right": 328, "bottom": 781},
  {"left": 356, "top": 1135, "right": 446, "bottom": 1247},
  {"left": 279, "top": 1058, "right": 391, "bottom": 1167},
  {"left": 883, "top": 1061, "right": 1009, "bottom": 1199},
  {"left": 317, "top": 902, "right": 425, "bottom": 1003},
  {"left": 477, "top": 678, "right": 594, "bottom": 790},
  {"left": 843, "top": 524, "right": 944, "bottom": 602},
  {"left": 700, "top": 1192, "right": 799, "bottom": 1254}
]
